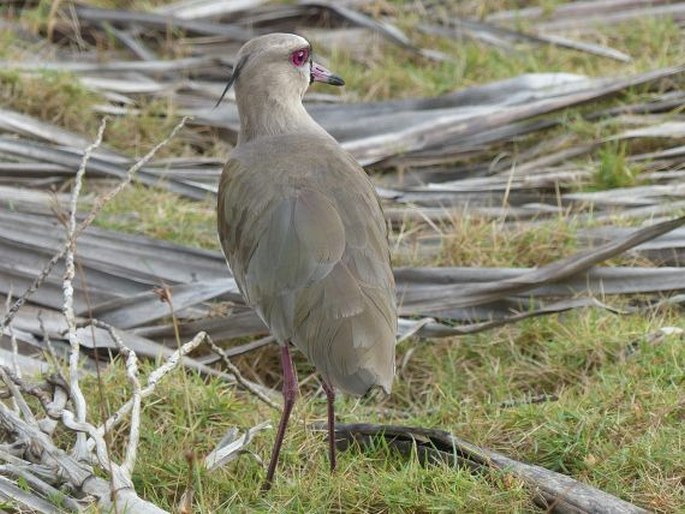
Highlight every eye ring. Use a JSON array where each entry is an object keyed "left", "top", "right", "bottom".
[{"left": 291, "top": 48, "right": 310, "bottom": 67}]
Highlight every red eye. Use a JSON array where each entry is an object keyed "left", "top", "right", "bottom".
[{"left": 291, "top": 48, "right": 309, "bottom": 67}]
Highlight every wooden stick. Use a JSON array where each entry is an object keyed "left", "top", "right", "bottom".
[{"left": 330, "top": 423, "right": 648, "bottom": 514}]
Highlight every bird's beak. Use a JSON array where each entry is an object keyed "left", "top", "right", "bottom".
[{"left": 310, "top": 61, "right": 345, "bottom": 86}]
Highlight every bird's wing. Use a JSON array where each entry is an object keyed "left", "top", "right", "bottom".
[
  {"left": 289, "top": 160, "right": 396, "bottom": 394},
  {"left": 317, "top": 151, "right": 396, "bottom": 323},
  {"left": 244, "top": 188, "right": 346, "bottom": 294},
  {"left": 218, "top": 158, "right": 347, "bottom": 340}
]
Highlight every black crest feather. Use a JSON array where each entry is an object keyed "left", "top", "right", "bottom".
[{"left": 214, "top": 55, "right": 249, "bottom": 109}]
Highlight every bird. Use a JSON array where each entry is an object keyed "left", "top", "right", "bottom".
[{"left": 215, "top": 33, "right": 397, "bottom": 490}]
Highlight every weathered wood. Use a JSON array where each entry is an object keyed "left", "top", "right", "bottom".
[
  {"left": 0, "top": 475, "right": 62, "bottom": 514},
  {"left": 332, "top": 424, "right": 648, "bottom": 514}
]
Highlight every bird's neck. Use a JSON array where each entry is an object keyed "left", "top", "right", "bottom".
[{"left": 236, "top": 90, "right": 327, "bottom": 144}]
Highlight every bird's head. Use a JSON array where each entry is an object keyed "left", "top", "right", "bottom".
[{"left": 216, "top": 33, "right": 345, "bottom": 106}]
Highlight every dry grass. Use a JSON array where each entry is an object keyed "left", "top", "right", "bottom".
[{"left": 437, "top": 215, "right": 579, "bottom": 267}]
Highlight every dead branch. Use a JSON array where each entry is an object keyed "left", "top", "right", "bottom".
[
  {"left": 78, "top": 116, "right": 190, "bottom": 231},
  {"left": 330, "top": 423, "right": 648, "bottom": 514},
  {"left": 0, "top": 118, "right": 194, "bottom": 513},
  {"left": 205, "top": 334, "right": 280, "bottom": 411},
  {"left": 93, "top": 329, "right": 205, "bottom": 445},
  {"left": 4, "top": 293, "right": 19, "bottom": 380},
  {"left": 63, "top": 117, "right": 107, "bottom": 461},
  {"left": 0, "top": 367, "right": 35, "bottom": 424}
]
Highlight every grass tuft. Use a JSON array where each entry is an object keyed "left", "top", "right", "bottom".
[
  {"left": 94, "top": 183, "right": 218, "bottom": 249},
  {"left": 0, "top": 69, "right": 100, "bottom": 134},
  {"left": 593, "top": 142, "right": 639, "bottom": 190},
  {"left": 438, "top": 215, "right": 580, "bottom": 267}
]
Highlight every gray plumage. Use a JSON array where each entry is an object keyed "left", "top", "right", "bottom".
[{"left": 217, "top": 33, "right": 396, "bottom": 397}]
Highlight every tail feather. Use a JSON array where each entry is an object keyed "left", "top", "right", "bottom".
[{"left": 294, "top": 289, "right": 395, "bottom": 396}]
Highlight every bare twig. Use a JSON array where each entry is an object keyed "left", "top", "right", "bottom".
[
  {"left": 37, "top": 311, "right": 64, "bottom": 380},
  {"left": 116, "top": 349, "right": 141, "bottom": 478},
  {"left": 0, "top": 365, "right": 114, "bottom": 478},
  {"left": 0, "top": 463, "right": 83, "bottom": 512},
  {"left": 205, "top": 335, "right": 280, "bottom": 411},
  {"left": 93, "top": 330, "right": 206, "bottom": 445},
  {"left": 0, "top": 400, "right": 92, "bottom": 486},
  {"left": 4, "top": 292, "right": 19, "bottom": 380},
  {"left": 1, "top": 250, "right": 68, "bottom": 333},
  {"left": 83, "top": 319, "right": 142, "bottom": 478},
  {"left": 0, "top": 366, "right": 57, "bottom": 416},
  {"left": 199, "top": 335, "right": 276, "bottom": 364},
  {"left": 0, "top": 400, "right": 167, "bottom": 513},
  {"left": 63, "top": 117, "right": 108, "bottom": 460},
  {"left": 0, "top": 473, "right": 70, "bottom": 513},
  {"left": 3, "top": 291, "right": 21, "bottom": 416},
  {"left": 37, "top": 386, "right": 68, "bottom": 437},
  {"left": 0, "top": 367, "right": 35, "bottom": 424},
  {"left": 0, "top": 116, "right": 189, "bottom": 333},
  {"left": 78, "top": 116, "right": 189, "bottom": 232}
]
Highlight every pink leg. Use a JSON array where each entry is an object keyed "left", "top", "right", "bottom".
[
  {"left": 263, "top": 344, "right": 298, "bottom": 491},
  {"left": 322, "top": 380, "right": 337, "bottom": 472}
]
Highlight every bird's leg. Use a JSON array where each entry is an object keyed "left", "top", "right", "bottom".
[
  {"left": 321, "top": 380, "right": 337, "bottom": 473},
  {"left": 263, "top": 343, "right": 298, "bottom": 491}
]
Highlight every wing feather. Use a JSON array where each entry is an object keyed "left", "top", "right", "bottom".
[{"left": 218, "top": 135, "right": 396, "bottom": 395}]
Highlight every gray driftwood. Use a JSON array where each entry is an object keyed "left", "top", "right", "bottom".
[{"left": 331, "top": 424, "right": 648, "bottom": 514}]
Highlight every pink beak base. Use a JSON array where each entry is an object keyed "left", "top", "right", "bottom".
[{"left": 311, "top": 61, "right": 345, "bottom": 86}]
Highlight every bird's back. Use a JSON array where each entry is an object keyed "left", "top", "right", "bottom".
[{"left": 218, "top": 133, "right": 396, "bottom": 395}]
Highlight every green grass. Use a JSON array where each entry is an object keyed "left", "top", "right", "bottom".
[
  {"left": 0, "top": 69, "right": 205, "bottom": 158},
  {"left": 81, "top": 305, "right": 683, "bottom": 512},
  {"left": 95, "top": 183, "right": 219, "bottom": 249},
  {"left": 0, "top": 69, "right": 100, "bottom": 135},
  {"left": 326, "top": 12, "right": 685, "bottom": 99},
  {"left": 437, "top": 215, "right": 580, "bottom": 267},
  {"left": 593, "top": 142, "right": 639, "bottom": 190},
  {"left": 2, "top": 1, "right": 685, "bottom": 512}
]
